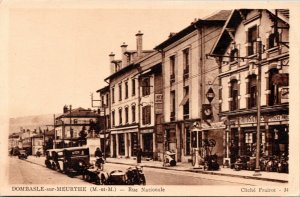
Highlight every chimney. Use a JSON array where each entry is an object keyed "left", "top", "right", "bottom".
[
  {"left": 109, "top": 52, "right": 115, "bottom": 74},
  {"left": 136, "top": 30, "right": 143, "bottom": 58},
  {"left": 121, "top": 42, "right": 128, "bottom": 68},
  {"left": 63, "top": 105, "right": 69, "bottom": 113}
]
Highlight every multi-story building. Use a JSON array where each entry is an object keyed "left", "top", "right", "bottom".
[
  {"left": 210, "top": 9, "right": 289, "bottom": 165},
  {"left": 104, "top": 31, "right": 154, "bottom": 158},
  {"left": 136, "top": 51, "right": 163, "bottom": 160},
  {"left": 96, "top": 85, "right": 111, "bottom": 156},
  {"left": 8, "top": 133, "right": 20, "bottom": 150},
  {"left": 31, "top": 134, "right": 44, "bottom": 155},
  {"left": 54, "top": 106, "right": 100, "bottom": 148},
  {"left": 154, "top": 10, "right": 231, "bottom": 163}
]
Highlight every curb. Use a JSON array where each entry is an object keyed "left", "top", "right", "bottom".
[{"left": 106, "top": 161, "right": 288, "bottom": 183}]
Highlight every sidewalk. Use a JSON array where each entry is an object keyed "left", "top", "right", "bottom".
[
  {"left": 105, "top": 157, "right": 288, "bottom": 183},
  {"left": 24, "top": 156, "right": 288, "bottom": 183}
]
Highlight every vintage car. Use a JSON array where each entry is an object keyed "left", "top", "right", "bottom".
[
  {"left": 45, "top": 148, "right": 64, "bottom": 170},
  {"left": 18, "top": 150, "right": 28, "bottom": 159},
  {"left": 63, "top": 147, "right": 90, "bottom": 177}
]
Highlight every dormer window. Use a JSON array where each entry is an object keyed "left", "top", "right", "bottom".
[{"left": 230, "top": 48, "right": 239, "bottom": 62}]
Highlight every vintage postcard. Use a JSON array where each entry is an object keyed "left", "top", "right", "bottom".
[{"left": 0, "top": 0, "right": 299, "bottom": 196}]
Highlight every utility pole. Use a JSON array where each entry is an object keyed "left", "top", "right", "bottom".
[
  {"left": 253, "top": 37, "right": 262, "bottom": 176},
  {"left": 69, "top": 105, "right": 73, "bottom": 147},
  {"left": 53, "top": 114, "right": 56, "bottom": 149}
]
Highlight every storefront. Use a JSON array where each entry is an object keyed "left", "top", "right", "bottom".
[
  {"left": 225, "top": 113, "right": 289, "bottom": 164},
  {"left": 110, "top": 127, "right": 139, "bottom": 158},
  {"left": 140, "top": 128, "right": 155, "bottom": 159}
]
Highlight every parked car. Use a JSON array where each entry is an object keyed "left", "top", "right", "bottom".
[
  {"left": 45, "top": 149, "right": 64, "bottom": 170},
  {"left": 63, "top": 147, "right": 90, "bottom": 177},
  {"left": 18, "top": 150, "right": 28, "bottom": 160}
]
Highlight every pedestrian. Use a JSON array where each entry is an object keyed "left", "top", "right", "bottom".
[
  {"left": 95, "top": 147, "right": 103, "bottom": 157},
  {"left": 137, "top": 147, "right": 142, "bottom": 165}
]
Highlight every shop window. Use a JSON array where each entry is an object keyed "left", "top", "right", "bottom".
[
  {"left": 185, "top": 128, "right": 191, "bottom": 155},
  {"left": 248, "top": 74, "right": 257, "bottom": 108},
  {"left": 230, "top": 79, "right": 239, "bottom": 111},
  {"left": 125, "top": 81, "right": 129, "bottom": 99},
  {"left": 132, "top": 78, "right": 136, "bottom": 96},
  {"left": 247, "top": 26, "right": 257, "bottom": 56},
  {"left": 131, "top": 105, "right": 136, "bottom": 123},
  {"left": 118, "top": 134, "right": 125, "bottom": 155},
  {"left": 142, "top": 105, "right": 151, "bottom": 125},
  {"left": 230, "top": 48, "right": 238, "bottom": 62},
  {"left": 142, "top": 77, "right": 151, "bottom": 96}
]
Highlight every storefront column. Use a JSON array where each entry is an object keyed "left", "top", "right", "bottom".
[
  {"left": 116, "top": 133, "right": 119, "bottom": 157},
  {"left": 140, "top": 134, "right": 143, "bottom": 150},
  {"left": 124, "top": 133, "right": 128, "bottom": 157},
  {"left": 128, "top": 133, "right": 132, "bottom": 157},
  {"left": 265, "top": 124, "right": 270, "bottom": 156},
  {"left": 153, "top": 132, "right": 156, "bottom": 156},
  {"left": 110, "top": 135, "right": 114, "bottom": 158},
  {"left": 238, "top": 127, "right": 242, "bottom": 156}
]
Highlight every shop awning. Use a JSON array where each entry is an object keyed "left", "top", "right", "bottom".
[{"left": 180, "top": 94, "right": 189, "bottom": 106}]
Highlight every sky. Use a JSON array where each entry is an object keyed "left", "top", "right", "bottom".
[{"left": 1, "top": 1, "right": 219, "bottom": 118}]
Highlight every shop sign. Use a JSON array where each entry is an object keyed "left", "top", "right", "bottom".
[
  {"left": 239, "top": 115, "right": 265, "bottom": 124},
  {"left": 268, "top": 114, "right": 289, "bottom": 122},
  {"left": 140, "top": 129, "right": 153, "bottom": 134},
  {"left": 201, "top": 121, "right": 226, "bottom": 130},
  {"left": 279, "top": 87, "right": 289, "bottom": 103},
  {"left": 155, "top": 94, "right": 163, "bottom": 103}
]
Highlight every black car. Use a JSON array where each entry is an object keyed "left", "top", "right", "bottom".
[
  {"left": 45, "top": 148, "right": 64, "bottom": 170},
  {"left": 63, "top": 147, "right": 90, "bottom": 177},
  {"left": 18, "top": 150, "right": 28, "bottom": 159}
]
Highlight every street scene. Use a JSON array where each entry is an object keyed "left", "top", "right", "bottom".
[{"left": 4, "top": 5, "right": 294, "bottom": 195}]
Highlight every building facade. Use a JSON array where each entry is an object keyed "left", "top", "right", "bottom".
[
  {"left": 105, "top": 31, "right": 154, "bottom": 158},
  {"left": 54, "top": 106, "right": 100, "bottom": 148},
  {"left": 210, "top": 9, "right": 289, "bottom": 165},
  {"left": 155, "top": 10, "right": 231, "bottom": 163}
]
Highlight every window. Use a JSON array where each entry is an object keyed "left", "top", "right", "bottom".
[
  {"left": 112, "top": 111, "right": 115, "bottom": 126},
  {"left": 106, "top": 94, "right": 109, "bottom": 106},
  {"left": 125, "top": 107, "right": 129, "bottom": 124},
  {"left": 118, "top": 83, "right": 122, "bottom": 101},
  {"left": 101, "top": 95, "right": 105, "bottom": 107},
  {"left": 230, "top": 79, "right": 239, "bottom": 111},
  {"left": 182, "top": 86, "right": 189, "bottom": 119},
  {"left": 142, "top": 77, "right": 151, "bottom": 96},
  {"left": 170, "top": 55, "right": 175, "bottom": 84},
  {"left": 247, "top": 26, "right": 257, "bottom": 56},
  {"left": 131, "top": 105, "right": 136, "bottom": 123},
  {"left": 230, "top": 48, "right": 238, "bottom": 62},
  {"left": 248, "top": 75, "right": 257, "bottom": 108},
  {"left": 183, "top": 49, "right": 189, "bottom": 79},
  {"left": 132, "top": 78, "right": 136, "bottom": 96},
  {"left": 170, "top": 91, "right": 176, "bottom": 121},
  {"left": 125, "top": 81, "right": 128, "bottom": 99},
  {"left": 142, "top": 105, "right": 151, "bottom": 125},
  {"left": 112, "top": 87, "right": 115, "bottom": 103},
  {"left": 268, "top": 32, "right": 278, "bottom": 49},
  {"left": 119, "top": 108, "right": 122, "bottom": 125},
  {"left": 73, "top": 119, "right": 78, "bottom": 124},
  {"left": 268, "top": 68, "right": 279, "bottom": 106}
]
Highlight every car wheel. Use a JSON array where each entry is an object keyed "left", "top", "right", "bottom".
[{"left": 140, "top": 175, "right": 146, "bottom": 185}]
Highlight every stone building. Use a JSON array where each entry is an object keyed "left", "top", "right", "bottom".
[
  {"left": 210, "top": 9, "right": 289, "bottom": 166},
  {"left": 154, "top": 10, "right": 231, "bottom": 163}
]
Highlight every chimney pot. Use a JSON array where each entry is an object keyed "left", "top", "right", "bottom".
[
  {"left": 109, "top": 52, "right": 115, "bottom": 74},
  {"left": 121, "top": 42, "right": 128, "bottom": 68}
]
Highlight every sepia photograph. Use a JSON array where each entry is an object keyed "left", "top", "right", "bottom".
[{"left": 0, "top": 0, "right": 299, "bottom": 196}]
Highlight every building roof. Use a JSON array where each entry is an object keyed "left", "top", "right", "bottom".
[
  {"left": 210, "top": 9, "right": 289, "bottom": 56},
  {"left": 154, "top": 10, "right": 231, "bottom": 50},
  {"left": 96, "top": 85, "right": 109, "bottom": 93},
  {"left": 56, "top": 107, "right": 100, "bottom": 119}
]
